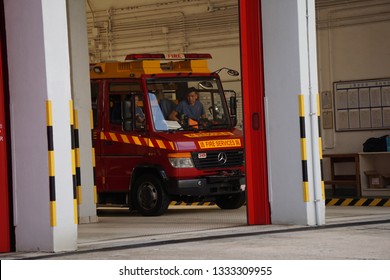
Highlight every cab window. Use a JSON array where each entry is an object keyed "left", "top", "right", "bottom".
[
  {"left": 90, "top": 82, "right": 99, "bottom": 128},
  {"left": 108, "top": 82, "right": 145, "bottom": 131}
]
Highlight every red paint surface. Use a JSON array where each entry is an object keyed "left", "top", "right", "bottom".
[
  {"left": 0, "top": 25, "right": 10, "bottom": 251},
  {"left": 239, "top": 0, "right": 271, "bottom": 224}
]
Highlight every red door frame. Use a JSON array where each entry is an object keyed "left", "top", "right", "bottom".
[
  {"left": 0, "top": 0, "right": 11, "bottom": 252},
  {"left": 240, "top": 0, "right": 271, "bottom": 225}
]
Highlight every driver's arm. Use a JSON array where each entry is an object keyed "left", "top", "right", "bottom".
[
  {"left": 169, "top": 110, "right": 180, "bottom": 121},
  {"left": 199, "top": 102, "right": 206, "bottom": 119}
]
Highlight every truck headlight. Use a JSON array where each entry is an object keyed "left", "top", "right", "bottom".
[{"left": 168, "top": 153, "right": 194, "bottom": 168}]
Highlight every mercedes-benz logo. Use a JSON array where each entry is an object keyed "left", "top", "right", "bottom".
[{"left": 217, "top": 152, "right": 227, "bottom": 164}]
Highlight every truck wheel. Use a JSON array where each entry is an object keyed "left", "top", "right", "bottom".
[
  {"left": 216, "top": 192, "right": 246, "bottom": 209},
  {"left": 132, "top": 174, "right": 170, "bottom": 216}
]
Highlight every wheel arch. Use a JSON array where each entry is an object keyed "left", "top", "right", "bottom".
[{"left": 130, "top": 165, "right": 167, "bottom": 192}]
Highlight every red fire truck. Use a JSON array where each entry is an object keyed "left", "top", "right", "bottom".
[{"left": 90, "top": 53, "right": 245, "bottom": 216}]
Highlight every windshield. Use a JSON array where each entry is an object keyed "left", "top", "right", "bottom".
[{"left": 146, "top": 77, "right": 231, "bottom": 131}]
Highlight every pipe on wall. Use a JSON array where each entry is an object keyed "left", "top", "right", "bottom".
[{"left": 86, "top": 0, "right": 239, "bottom": 62}]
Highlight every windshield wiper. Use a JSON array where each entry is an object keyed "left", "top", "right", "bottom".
[
  {"left": 200, "top": 122, "right": 230, "bottom": 130},
  {"left": 212, "top": 123, "right": 230, "bottom": 128},
  {"left": 166, "top": 125, "right": 198, "bottom": 133}
]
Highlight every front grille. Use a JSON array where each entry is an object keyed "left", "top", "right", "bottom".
[{"left": 192, "top": 150, "right": 244, "bottom": 169}]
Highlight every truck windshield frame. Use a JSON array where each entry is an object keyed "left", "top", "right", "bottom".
[{"left": 146, "top": 76, "right": 232, "bottom": 132}]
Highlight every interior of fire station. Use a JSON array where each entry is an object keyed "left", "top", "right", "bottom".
[{"left": 1, "top": 0, "right": 390, "bottom": 253}]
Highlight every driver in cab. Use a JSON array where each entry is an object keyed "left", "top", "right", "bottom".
[{"left": 169, "top": 87, "right": 206, "bottom": 122}]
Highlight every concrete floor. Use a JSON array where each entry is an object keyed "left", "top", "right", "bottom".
[{"left": 1, "top": 205, "right": 390, "bottom": 260}]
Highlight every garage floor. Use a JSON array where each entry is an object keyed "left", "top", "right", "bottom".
[
  {"left": 1, "top": 205, "right": 390, "bottom": 259},
  {"left": 83, "top": 204, "right": 247, "bottom": 245}
]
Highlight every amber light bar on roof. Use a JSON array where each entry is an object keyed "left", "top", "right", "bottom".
[{"left": 125, "top": 53, "right": 212, "bottom": 60}]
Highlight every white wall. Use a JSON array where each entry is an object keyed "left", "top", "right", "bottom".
[{"left": 317, "top": 1, "right": 390, "bottom": 154}]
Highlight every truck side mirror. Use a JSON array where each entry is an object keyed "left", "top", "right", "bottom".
[
  {"left": 199, "top": 81, "right": 213, "bottom": 89},
  {"left": 229, "top": 96, "right": 237, "bottom": 127},
  {"left": 122, "top": 100, "right": 132, "bottom": 131}
]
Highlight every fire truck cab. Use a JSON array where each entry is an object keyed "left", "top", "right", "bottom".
[{"left": 90, "top": 53, "right": 245, "bottom": 216}]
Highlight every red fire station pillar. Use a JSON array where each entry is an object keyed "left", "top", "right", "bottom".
[
  {"left": 0, "top": 2, "right": 11, "bottom": 251},
  {"left": 240, "top": 0, "right": 271, "bottom": 225}
]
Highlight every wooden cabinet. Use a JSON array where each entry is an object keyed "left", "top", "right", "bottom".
[
  {"left": 323, "top": 153, "right": 361, "bottom": 196},
  {"left": 359, "top": 152, "right": 390, "bottom": 197},
  {"left": 324, "top": 152, "right": 390, "bottom": 197}
]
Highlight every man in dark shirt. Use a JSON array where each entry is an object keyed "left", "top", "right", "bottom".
[{"left": 169, "top": 87, "right": 206, "bottom": 121}]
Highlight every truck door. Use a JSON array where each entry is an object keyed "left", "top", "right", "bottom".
[
  {"left": 100, "top": 80, "right": 149, "bottom": 193},
  {"left": 90, "top": 81, "right": 104, "bottom": 192}
]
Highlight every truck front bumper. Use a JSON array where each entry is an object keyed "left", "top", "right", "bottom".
[{"left": 165, "top": 175, "right": 246, "bottom": 197}]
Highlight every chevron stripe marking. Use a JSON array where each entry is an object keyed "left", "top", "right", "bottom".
[
  {"left": 369, "top": 198, "right": 382, "bottom": 206},
  {"left": 100, "top": 132, "right": 175, "bottom": 150},
  {"left": 341, "top": 198, "right": 353, "bottom": 206},
  {"left": 120, "top": 134, "right": 130, "bottom": 143},
  {"left": 355, "top": 199, "right": 367, "bottom": 206},
  {"left": 325, "top": 198, "right": 390, "bottom": 207},
  {"left": 109, "top": 132, "right": 118, "bottom": 141},
  {"left": 145, "top": 138, "right": 154, "bottom": 148},
  {"left": 156, "top": 139, "right": 166, "bottom": 149},
  {"left": 132, "top": 136, "right": 142, "bottom": 145}
]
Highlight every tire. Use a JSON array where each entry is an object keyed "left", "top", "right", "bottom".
[
  {"left": 215, "top": 192, "right": 246, "bottom": 209},
  {"left": 132, "top": 174, "right": 170, "bottom": 216}
]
